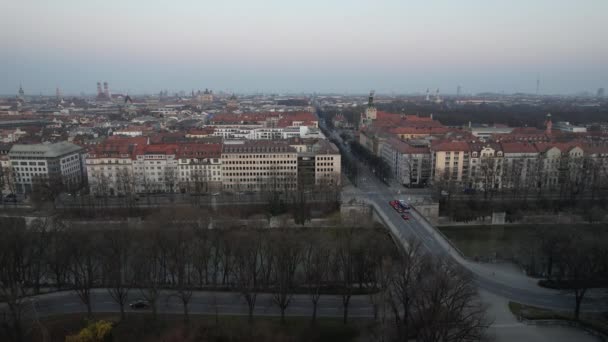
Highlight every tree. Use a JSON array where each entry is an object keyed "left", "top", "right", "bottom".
[
  {"left": 270, "top": 230, "right": 302, "bottom": 324},
  {"left": 192, "top": 226, "right": 211, "bottom": 287},
  {"left": 536, "top": 226, "right": 569, "bottom": 278},
  {"left": 302, "top": 231, "right": 331, "bottom": 325},
  {"left": 411, "top": 256, "right": 490, "bottom": 342},
  {"left": 558, "top": 234, "right": 605, "bottom": 320},
  {"left": 31, "top": 175, "right": 65, "bottom": 209},
  {"left": 232, "top": 230, "right": 264, "bottom": 323},
  {"left": 0, "top": 218, "right": 31, "bottom": 342},
  {"left": 292, "top": 190, "right": 311, "bottom": 225},
  {"left": 132, "top": 230, "right": 164, "bottom": 321},
  {"left": 167, "top": 225, "right": 195, "bottom": 323},
  {"left": 67, "top": 229, "right": 101, "bottom": 318},
  {"left": 101, "top": 226, "right": 133, "bottom": 321},
  {"left": 386, "top": 238, "right": 428, "bottom": 341},
  {"left": 334, "top": 227, "right": 357, "bottom": 324},
  {"left": 163, "top": 165, "right": 179, "bottom": 195},
  {"left": 65, "top": 320, "right": 113, "bottom": 342},
  {"left": 28, "top": 218, "right": 52, "bottom": 294}
]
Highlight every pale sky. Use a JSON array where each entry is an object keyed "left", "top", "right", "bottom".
[{"left": 1, "top": 0, "right": 607, "bottom": 95}]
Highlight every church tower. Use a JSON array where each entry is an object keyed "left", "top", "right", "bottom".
[
  {"left": 545, "top": 113, "right": 552, "bottom": 135},
  {"left": 18, "top": 84, "right": 25, "bottom": 100},
  {"left": 366, "top": 90, "right": 377, "bottom": 120},
  {"left": 360, "top": 90, "right": 376, "bottom": 128}
]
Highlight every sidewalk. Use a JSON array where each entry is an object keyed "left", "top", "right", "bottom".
[{"left": 481, "top": 290, "right": 600, "bottom": 342}]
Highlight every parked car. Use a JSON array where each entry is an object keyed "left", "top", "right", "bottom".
[
  {"left": 129, "top": 300, "right": 150, "bottom": 310},
  {"left": 4, "top": 194, "right": 17, "bottom": 203},
  {"left": 401, "top": 214, "right": 410, "bottom": 221}
]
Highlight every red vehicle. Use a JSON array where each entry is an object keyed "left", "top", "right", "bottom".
[
  {"left": 389, "top": 200, "right": 401, "bottom": 211},
  {"left": 401, "top": 214, "right": 410, "bottom": 221}
]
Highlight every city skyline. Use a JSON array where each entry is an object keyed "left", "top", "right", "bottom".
[{"left": 1, "top": 0, "right": 607, "bottom": 95}]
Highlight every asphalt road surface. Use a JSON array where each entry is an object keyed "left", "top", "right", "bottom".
[{"left": 12, "top": 289, "right": 373, "bottom": 319}]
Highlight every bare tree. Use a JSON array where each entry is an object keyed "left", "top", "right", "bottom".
[
  {"left": 270, "top": 230, "right": 302, "bottom": 324},
  {"left": 167, "top": 225, "right": 195, "bottom": 323},
  {"left": 101, "top": 225, "right": 133, "bottom": 321},
  {"left": 132, "top": 229, "right": 164, "bottom": 321},
  {"left": 558, "top": 234, "right": 604, "bottom": 320},
  {"left": 386, "top": 238, "right": 428, "bottom": 341},
  {"left": 411, "top": 257, "right": 490, "bottom": 342},
  {"left": 27, "top": 218, "right": 52, "bottom": 294},
  {"left": 192, "top": 226, "right": 211, "bottom": 287},
  {"left": 46, "top": 219, "right": 70, "bottom": 291},
  {"left": 334, "top": 227, "right": 357, "bottom": 324},
  {"left": 232, "top": 230, "right": 264, "bottom": 323},
  {"left": 0, "top": 218, "right": 31, "bottom": 342},
  {"left": 67, "top": 229, "right": 101, "bottom": 318},
  {"left": 302, "top": 230, "right": 331, "bottom": 325}
]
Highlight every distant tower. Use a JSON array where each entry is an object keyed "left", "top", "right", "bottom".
[
  {"left": 103, "top": 82, "right": 110, "bottom": 98},
  {"left": 56, "top": 87, "right": 62, "bottom": 99},
  {"left": 360, "top": 90, "right": 377, "bottom": 128},
  {"left": 366, "top": 90, "right": 377, "bottom": 119},
  {"left": 457, "top": 85, "right": 462, "bottom": 98},
  {"left": 425, "top": 88, "right": 430, "bottom": 101},
  {"left": 97, "top": 82, "right": 103, "bottom": 97},
  {"left": 17, "top": 84, "right": 25, "bottom": 100},
  {"left": 545, "top": 113, "right": 552, "bottom": 135},
  {"left": 597, "top": 88, "right": 605, "bottom": 98},
  {"left": 536, "top": 74, "right": 540, "bottom": 95},
  {"left": 435, "top": 88, "right": 441, "bottom": 103}
]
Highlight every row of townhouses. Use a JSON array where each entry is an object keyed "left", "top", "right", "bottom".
[
  {"left": 379, "top": 137, "right": 608, "bottom": 191},
  {"left": 2, "top": 139, "right": 341, "bottom": 195}
]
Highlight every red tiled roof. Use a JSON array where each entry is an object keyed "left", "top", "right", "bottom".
[
  {"left": 105, "top": 136, "right": 148, "bottom": 146},
  {"left": 389, "top": 126, "right": 450, "bottom": 135},
  {"left": 387, "top": 138, "right": 429, "bottom": 154},
  {"left": 177, "top": 143, "right": 222, "bottom": 158},
  {"left": 500, "top": 142, "right": 538, "bottom": 154},
  {"left": 134, "top": 144, "right": 178, "bottom": 156},
  {"left": 187, "top": 127, "right": 215, "bottom": 135},
  {"left": 430, "top": 140, "right": 470, "bottom": 152}
]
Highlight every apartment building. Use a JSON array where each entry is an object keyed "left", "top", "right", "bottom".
[
  {"left": 8, "top": 142, "right": 85, "bottom": 193},
  {"left": 430, "top": 140, "right": 469, "bottom": 183},
  {"left": 312, "top": 140, "right": 341, "bottom": 187},
  {"left": 132, "top": 144, "right": 179, "bottom": 193},
  {"left": 86, "top": 142, "right": 136, "bottom": 196},
  {"left": 467, "top": 143, "right": 504, "bottom": 191},
  {"left": 221, "top": 140, "right": 298, "bottom": 192},
  {"left": 500, "top": 142, "right": 540, "bottom": 190},
  {"left": 177, "top": 143, "right": 222, "bottom": 192},
  {"left": 380, "top": 138, "right": 431, "bottom": 187}
]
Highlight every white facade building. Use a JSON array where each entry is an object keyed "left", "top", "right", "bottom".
[{"left": 9, "top": 142, "right": 85, "bottom": 193}]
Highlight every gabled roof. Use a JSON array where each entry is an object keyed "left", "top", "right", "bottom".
[
  {"left": 386, "top": 138, "right": 429, "bottom": 155},
  {"left": 500, "top": 142, "right": 538, "bottom": 154},
  {"left": 430, "top": 140, "right": 469, "bottom": 152}
]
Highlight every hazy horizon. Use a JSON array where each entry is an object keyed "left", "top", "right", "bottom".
[{"left": 2, "top": 0, "right": 607, "bottom": 95}]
